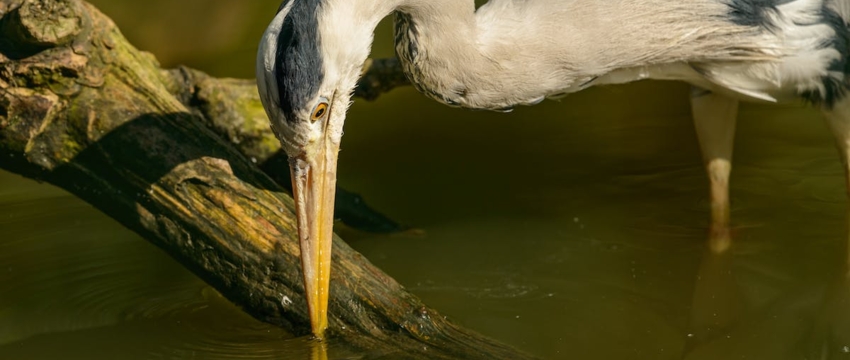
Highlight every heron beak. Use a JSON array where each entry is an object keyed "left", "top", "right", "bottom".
[{"left": 289, "top": 138, "right": 339, "bottom": 339}]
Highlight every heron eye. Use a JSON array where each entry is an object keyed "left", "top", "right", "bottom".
[{"left": 311, "top": 102, "right": 328, "bottom": 122}]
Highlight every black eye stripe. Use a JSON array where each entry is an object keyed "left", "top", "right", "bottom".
[
  {"left": 274, "top": 15, "right": 296, "bottom": 123},
  {"left": 273, "top": 0, "right": 324, "bottom": 124}
]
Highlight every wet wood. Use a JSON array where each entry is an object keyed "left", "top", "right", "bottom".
[
  {"left": 0, "top": 0, "right": 534, "bottom": 358},
  {"left": 164, "top": 66, "right": 409, "bottom": 233}
]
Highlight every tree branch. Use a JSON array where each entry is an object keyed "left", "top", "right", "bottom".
[
  {"left": 355, "top": 57, "right": 410, "bottom": 101},
  {"left": 0, "top": 0, "right": 531, "bottom": 358},
  {"left": 162, "top": 65, "right": 410, "bottom": 233}
]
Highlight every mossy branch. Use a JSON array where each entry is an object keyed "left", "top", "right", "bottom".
[{"left": 0, "top": 0, "right": 532, "bottom": 358}]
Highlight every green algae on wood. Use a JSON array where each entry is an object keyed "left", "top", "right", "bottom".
[{"left": 0, "top": 1, "right": 535, "bottom": 359}]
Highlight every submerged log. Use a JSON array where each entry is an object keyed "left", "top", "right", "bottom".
[{"left": 0, "top": 0, "right": 533, "bottom": 358}]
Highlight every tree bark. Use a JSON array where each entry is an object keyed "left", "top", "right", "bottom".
[
  {"left": 164, "top": 65, "right": 411, "bottom": 234},
  {"left": 0, "top": 0, "right": 533, "bottom": 358}
]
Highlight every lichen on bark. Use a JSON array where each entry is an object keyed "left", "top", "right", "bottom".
[{"left": 0, "top": 0, "right": 534, "bottom": 359}]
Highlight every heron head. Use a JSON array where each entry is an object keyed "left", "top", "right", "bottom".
[
  {"left": 256, "top": 0, "right": 379, "bottom": 338},
  {"left": 257, "top": 0, "right": 366, "bottom": 154}
]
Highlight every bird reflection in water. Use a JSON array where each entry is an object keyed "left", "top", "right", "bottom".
[
  {"left": 308, "top": 338, "right": 328, "bottom": 360},
  {"left": 684, "top": 212, "right": 850, "bottom": 359}
]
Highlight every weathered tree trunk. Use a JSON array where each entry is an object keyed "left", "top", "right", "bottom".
[
  {"left": 0, "top": 0, "right": 534, "bottom": 358},
  {"left": 166, "top": 64, "right": 411, "bottom": 234}
]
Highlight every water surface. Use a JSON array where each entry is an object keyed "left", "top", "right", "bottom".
[{"left": 3, "top": 1, "right": 850, "bottom": 359}]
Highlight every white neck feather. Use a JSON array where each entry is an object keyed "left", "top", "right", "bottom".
[{"left": 329, "top": 0, "right": 777, "bottom": 109}]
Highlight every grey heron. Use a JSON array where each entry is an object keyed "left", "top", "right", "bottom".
[{"left": 256, "top": 0, "right": 850, "bottom": 338}]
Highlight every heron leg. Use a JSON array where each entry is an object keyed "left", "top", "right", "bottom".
[
  {"left": 691, "top": 88, "right": 739, "bottom": 246},
  {"left": 822, "top": 97, "right": 850, "bottom": 195}
]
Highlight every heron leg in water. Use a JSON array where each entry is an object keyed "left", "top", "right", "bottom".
[
  {"left": 823, "top": 97, "right": 850, "bottom": 196},
  {"left": 691, "top": 88, "right": 739, "bottom": 250}
]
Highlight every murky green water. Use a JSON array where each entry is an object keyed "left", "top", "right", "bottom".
[{"left": 4, "top": 2, "right": 850, "bottom": 359}]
